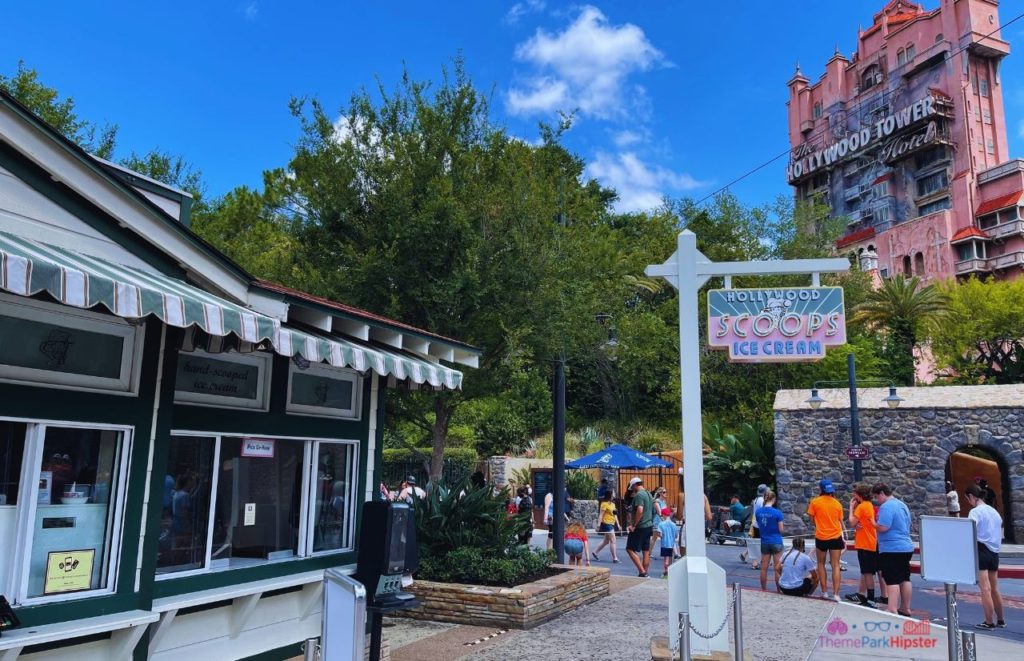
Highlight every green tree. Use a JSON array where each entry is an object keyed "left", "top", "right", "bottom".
[
  {"left": 1, "top": 60, "right": 117, "bottom": 158},
  {"left": 852, "top": 275, "right": 946, "bottom": 385},
  {"left": 931, "top": 277, "right": 1024, "bottom": 383}
]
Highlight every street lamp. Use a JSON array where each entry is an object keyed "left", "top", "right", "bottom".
[{"left": 806, "top": 353, "right": 903, "bottom": 482}]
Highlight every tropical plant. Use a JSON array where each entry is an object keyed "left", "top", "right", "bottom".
[
  {"left": 412, "top": 477, "right": 551, "bottom": 586},
  {"left": 702, "top": 422, "right": 775, "bottom": 502},
  {"left": 851, "top": 275, "right": 946, "bottom": 385},
  {"left": 565, "top": 469, "right": 599, "bottom": 500},
  {"left": 509, "top": 466, "right": 532, "bottom": 489}
]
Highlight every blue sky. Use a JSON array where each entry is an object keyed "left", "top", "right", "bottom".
[{"left": 5, "top": 1, "right": 1024, "bottom": 213}]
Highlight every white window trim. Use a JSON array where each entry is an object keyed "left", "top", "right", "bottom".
[
  {"left": 173, "top": 349, "right": 272, "bottom": 411},
  {"left": 0, "top": 293, "right": 144, "bottom": 396},
  {"left": 156, "top": 432, "right": 360, "bottom": 581},
  {"left": 3, "top": 417, "right": 133, "bottom": 606},
  {"left": 286, "top": 362, "right": 362, "bottom": 420},
  {"left": 305, "top": 440, "right": 360, "bottom": 557}
]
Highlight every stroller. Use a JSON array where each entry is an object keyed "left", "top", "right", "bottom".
[{"left": 707, "top": 505, "right": 751, "bottom": 546}]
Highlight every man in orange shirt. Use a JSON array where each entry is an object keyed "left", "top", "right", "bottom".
[
  {"left": 844, "top": 483, "right": 878, "bottom": 606},
  {"left": 806, "top": 479, "right": 845, "bottom": 599}
]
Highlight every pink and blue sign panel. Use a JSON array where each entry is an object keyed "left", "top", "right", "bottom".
[{"left": 708, "top": 287, "right": 846, "bottom": 363}]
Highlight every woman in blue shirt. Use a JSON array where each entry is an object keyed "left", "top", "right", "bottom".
[
  {"left": 754, "top": 489, "right": 785, "bottom": 591},
  {"left": 872, "top": 482, "right": 914, "bottom": 616}
]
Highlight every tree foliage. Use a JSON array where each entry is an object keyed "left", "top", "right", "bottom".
[{"left": 931, "top": 277, "right": 1024, "bottom": 384}]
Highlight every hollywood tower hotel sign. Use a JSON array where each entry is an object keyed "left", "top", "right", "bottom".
[{"left": 787, "top": 94, "right": 943, "bottom": 183}]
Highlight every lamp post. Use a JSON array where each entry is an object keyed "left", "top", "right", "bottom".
[{"left": 805, "top": 353, "right": 903, "bottom": 482}]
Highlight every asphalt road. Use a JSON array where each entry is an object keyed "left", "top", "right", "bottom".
[{"left": 532, "top": 531, "right": 1024, "bottom": 644}]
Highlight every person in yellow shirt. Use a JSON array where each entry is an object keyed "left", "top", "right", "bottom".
[
  {"left": 844, "top": 483, "right": 878, "bottom": 606},
  {"left": 806, "top": 479, "right": 845, "bottom": 599},
  {"left": 591, "top": 491, "right": 621, "bottom": 562}
]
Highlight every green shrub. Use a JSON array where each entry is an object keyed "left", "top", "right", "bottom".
[
  {"left": 510, "top": 466, "right": 533, "bottom": 489},
  {"left": 412, "top": 477, "right": 553, "bottom": 586},
  {"left": 417, "top": 545, "right": 555, "bottom": 587},
  {"left": 474, "top": 406, "right": 530, "bottom": 457},
  {"left": 566, "top": 469, "right": 599, "bottom": 500}
]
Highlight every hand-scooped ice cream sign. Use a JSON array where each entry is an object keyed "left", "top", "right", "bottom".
[{"left": 708, "top": 287, "right": 846, "bottom": 362}]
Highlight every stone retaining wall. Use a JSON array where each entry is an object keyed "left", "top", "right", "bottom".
[
  {"left": 397, "top": 565, "right": 610, "bottom": 629},
  {"left": 774, "top": 385, "right": 1024, "bottom": 542}
]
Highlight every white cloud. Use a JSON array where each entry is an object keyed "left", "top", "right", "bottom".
[
  {"left": 507, "top": 5, "right": 667, "bottom": 119},
  {"left": 242, "top": 2, "right": 258, "bottom": 21},
  {"left": 505, "top": 0, "right": 545, "bottom": 25},
  {"left": 613, "top": 129, "right": 645, "bottom": 148},
  {"left": 588, "top": 151, "right": 708, "bottom": 213}
]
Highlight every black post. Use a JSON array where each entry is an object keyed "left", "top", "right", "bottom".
[
  {"left": 553, "top": 357, "right": 566, "bottom": 563},
  {"left": 847, "top": 352, "right": 863, "bottom": 482},
  {"left": 369, "top": 612, "right": 383, "bottom": 661}
]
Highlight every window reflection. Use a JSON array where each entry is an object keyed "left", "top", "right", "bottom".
[
  {"left": 312, "top": 443, "right": 353, "bottom": 553},
  {"left": 157, "top": 436, "right": 215, "bottom": 574}
]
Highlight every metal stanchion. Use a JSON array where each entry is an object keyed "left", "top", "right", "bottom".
[
  {"left": 733, "top": 583, "right": 743, "bottom": 661},
  {"left": 678, "top": 611, "right": 691, "bottom": 661},
  {"left": 302, "top": 637, "right": 320, "bottom": 661},
  {"left": 945, "top": 583, "right": 961, "bottom": 661},
  {"left": 960, "top": 631, "right": 976, "bottom": 661}
]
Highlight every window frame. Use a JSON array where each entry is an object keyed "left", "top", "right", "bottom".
[
  {"left": 305, "top": 440, "right": 360, "bottom": 558},
  {"left": 3, "top": 418, "right": 132, "bottom": 606},
  {"left": 156, "top": 431, "right": 360, "bottom": 581},
  {"left": 173, "top": 348, "right": 273, "bottom": 412},
  {"left": 0, "top": 294, "right": 144, "bottom": 396},
  {"left": 286, "top": 363, "right": 363, "bottom": 420}
]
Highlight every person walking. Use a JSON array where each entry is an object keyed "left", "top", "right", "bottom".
[
  {"left": 872, "top": 483, "right": 914, "bottom": 616},
  {"left": 945, "top": 480, "right": 961, "bottom": 517},
  {"left": 966, "top": 484, "right": 1005, "bottom": 629},
  {"left": 778, "top": 537, "right": 818, "bottom": 597},
  {"left": 844, "top": 483, "right": 878, "bottom": 606},
  {"left": 747, "top": 484, "right": 768, "bottom": 570},
  {"left": 807, "top": 479, "right": 845, "bottom": 600},
  {"left": 653, "top": 486, "right": 668, "bottom": 515},
  {"left": 625, "top": 477, "right": 655, "bottom": 577},
  {"left": 653, "top": 507, "right": 680, "bottom": 578},
  {"left": 516, "top": 486, "right": 534, "bottom": 545},
  {"left": 754, "top": 489, "right": 785, "bottom": 591},
  {"left": 591, "top": 490, "right": 621, "bottom": 563}
]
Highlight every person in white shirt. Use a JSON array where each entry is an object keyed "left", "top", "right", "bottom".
[
  {"left": 966, "top": 484, "right": 1004, "bottom": 629},
  {"left": 777, "top": 537, "right": 818, "bottom": 597},
  {"left": 946, "top": 481, "right": 961, "bottom": 517}
]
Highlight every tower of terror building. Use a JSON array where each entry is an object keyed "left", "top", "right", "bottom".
[{"left": 786, "top": 0, "right": 1024, "bottom": 281}]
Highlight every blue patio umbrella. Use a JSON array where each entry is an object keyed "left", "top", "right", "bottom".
[{"left": 566, "top": 444, "right": 672, "bottom": 470}]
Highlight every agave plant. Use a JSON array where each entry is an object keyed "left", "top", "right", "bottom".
[{"left": 413, "top": 477, "right": 529, "bottom": 558}]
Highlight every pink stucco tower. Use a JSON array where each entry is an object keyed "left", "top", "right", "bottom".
[{"left": 786, "top": 0, "right": 1023, "bottom": 281}]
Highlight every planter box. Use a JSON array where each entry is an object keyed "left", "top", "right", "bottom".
[{"left": 397, "top": 564, "right": 610, "bottom": 629}]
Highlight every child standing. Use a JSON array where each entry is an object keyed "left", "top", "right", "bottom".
[
  {"left": 564, "top": 521, "right": 591, "bottom": 567},
  {"left": 653, "top": 508, "right": 680, "bottom": 578}
]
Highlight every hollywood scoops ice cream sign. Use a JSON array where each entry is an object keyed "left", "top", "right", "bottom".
[{"left": 708, "top": 286, "right": 846, "bottom": 362}]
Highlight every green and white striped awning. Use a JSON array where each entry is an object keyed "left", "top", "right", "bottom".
[{"left": 0, "top": 231, "right": 462, "bottom": 389}]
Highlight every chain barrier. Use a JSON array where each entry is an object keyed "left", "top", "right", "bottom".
[
  {"left": 686, "top": 587, "right": 738, "bottom": 640},
  {"left": 960, "top": 631, "right": 977, "bottom": 661}
]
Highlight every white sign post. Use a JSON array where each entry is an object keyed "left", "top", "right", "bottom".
[{"left": 647, "top": 230, "right": 849, "bottom": 655}]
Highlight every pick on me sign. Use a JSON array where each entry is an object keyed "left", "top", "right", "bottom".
[{"left": 708, "top": 286, "right": 846, "bottom": 362}]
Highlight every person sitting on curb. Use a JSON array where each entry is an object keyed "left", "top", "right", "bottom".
[{"left": 778, "top": 537, "right": 818, "bottom": 597}]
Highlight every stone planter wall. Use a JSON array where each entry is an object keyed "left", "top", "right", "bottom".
[{"left": 398, "top": 565, "right": 610, "bottom": 629}]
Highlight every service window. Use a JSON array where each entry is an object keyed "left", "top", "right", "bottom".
[
  {"left": 0, "top": 419, "right": 130, "bottom": 605},
  {"left": 157, "top": 433, "right": 358, "bottom": 578}
]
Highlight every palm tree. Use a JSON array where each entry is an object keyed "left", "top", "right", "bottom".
[{"left": 852, "top": 275, "right": 947, "bottom": 385}]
